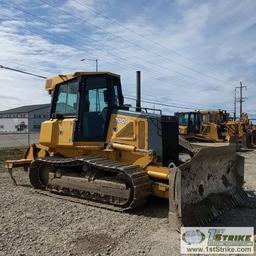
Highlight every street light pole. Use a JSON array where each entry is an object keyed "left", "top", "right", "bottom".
[{"left": 80, "top": 58, "right": 98, "bottom": 72}]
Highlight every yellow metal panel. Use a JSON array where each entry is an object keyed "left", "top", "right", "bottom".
[
  {"left": 39, "top": 119, "right": 75, "bottom": 147},
  {"left": 39, "top": 120, "right": 57, "bottom": 146},
  {"left": 107, "top": 113, "right": 148, "bottom": 149},
  {"left": 115, "top": 122, "right": 135, "bottom": 139},
  {"left": 179, "top": 125, "right": 187, "bottom": 135},
  {"left": 57, "top": 119, "right": 75, "bottom": 146},
  {"left": 138, "top": 121, "right": 145, "bottom": 149}
]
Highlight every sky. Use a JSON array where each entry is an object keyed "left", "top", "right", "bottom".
[{"left": 0, "top": 0, "right": 255, "bottom": 118}]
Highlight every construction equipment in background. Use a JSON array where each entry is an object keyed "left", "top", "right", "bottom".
[
  {"left": 176, "top": 110, "right": 254, "bottom": 148},
  {"left": 204, "top": 111, "right": 254, "bottom": 148},
  {"left": 236, "top": 113, "right": 255, "bottom": 148},
  {"left": 5, "top": 71, "right": 248, "bottom": 227},
  {"left": 252, "top": 123, "right": 256, "bottom": 145},
  {"left": 175, "top": 111, "right": 222, "bottom": 142},
  {"left": 200, "top": 110, "right": 229, "bottom": 142}
]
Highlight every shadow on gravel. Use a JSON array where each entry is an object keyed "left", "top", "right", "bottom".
[
  {"left": 237, "top": 148, "right": 255, "bottom": 153},
  {"left": 212, "top": 191, "right": 256, "bottom": 233},
  {"left": 128, "top": 196, "right": 169, "bottom": 219}
]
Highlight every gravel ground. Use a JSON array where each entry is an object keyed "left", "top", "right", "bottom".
[{"left": 0, "top": 148, "right": 256, "bottom": 256}]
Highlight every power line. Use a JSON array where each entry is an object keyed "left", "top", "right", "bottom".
[
  {"left": 0, "top": 6, "right": 236, "bottom": 108},
  {"left": 73, "top": 0, "right": 221, "bottom": 76},
  {"left": 0, "top": 65, "right": 47, "bottom": 79},
  {"left": 0, "top": 10, "right": 236, "bottom": 109},
  {"left": 0, "top": 11, "right": 143, "bottom": 73},
  {"left": 125, "top": 94, "right": 212, "bottom": 109},
  {"left": 0, "top": 64, "right": 215, "bottom": 111},
  {"left": 1, "top": 63, "right": 235, "bottom": 113},
  {"left": 0, "top": 5, "right": 231, "bottom": 91},
  {"left": 37, "top": 0, "right": 235, "bottom": 87},
  {"left": 0, "top": 58, "right": 50, "bottom": 73},
  {"left": 125, "top": 96, "right": 203, "bottom": 111},
  {"left": 0, "top": 9, "right": 161, "bottom": 77},
  {"left": 125, "top": 96, "right": 233, "bottom": 112},
  {"left": 73, "top": 0, "right": 235, "bottom": 85}
]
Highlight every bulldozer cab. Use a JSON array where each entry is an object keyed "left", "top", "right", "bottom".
[
  {"left": 201, "top": 110, "right": 229, "bottom": 125},
  {"left": 175, "top": 111, "right": 202, "bottom": 135},
  {"left": 50, "top": 73, "right": 124, "bottom": 142}
]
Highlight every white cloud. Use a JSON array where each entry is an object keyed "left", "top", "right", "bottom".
[{"left": 0, "top": 0, "right": 255, "bottom": 115}]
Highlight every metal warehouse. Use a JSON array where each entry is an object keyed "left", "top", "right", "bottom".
[{"left": 0, "top": 104, "right": 50, "bottom": 133}]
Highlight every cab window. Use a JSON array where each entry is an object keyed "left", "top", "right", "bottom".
[
  {"left": 55, "top": 81, "right": 79, "bottom": 115},
  {"left": 179, "top": 113, "right": 189, "bottom": 124}
]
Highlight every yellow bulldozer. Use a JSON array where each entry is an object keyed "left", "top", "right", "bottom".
[
  {"left": 176, "top": 110, "right": 254, "bottom": 148},
  {"left": 175, "top": 111, "right": 222, "bottom": 142},
  {"left": 200, "top": 110, "right": 229, "bottom": 142},
  {"left": 202, "top": 111, "right": 254, "bottom": 148},
  {"left": 5, "top": 71, "right": 249, "bottom": 227}
]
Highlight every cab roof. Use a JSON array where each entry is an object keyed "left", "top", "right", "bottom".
[
  {"left": 200, "top": 110, "right": 227, "bottom": 114},
  {"left": 45, "top": 72, "right": 120, "bottom": 92}
]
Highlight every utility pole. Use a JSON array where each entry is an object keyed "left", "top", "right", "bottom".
[
  {"left": 235, "top": 81, "right": 247, "bottom": 119},
  {"left": 234, "top": 88, "right": 237, "bottom": 120}
]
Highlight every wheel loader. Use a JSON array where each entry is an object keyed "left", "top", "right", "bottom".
[{"left": 5, "top": 71, "right": 249, "bottom": 227}]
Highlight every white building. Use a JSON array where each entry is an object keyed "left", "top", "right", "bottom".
[{"left": 0, "top": 104, "right": 50, "bottom": 133}]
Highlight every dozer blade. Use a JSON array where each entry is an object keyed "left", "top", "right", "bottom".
[{"left": 169, "top": 144, "right": 246, "bottom": 227}]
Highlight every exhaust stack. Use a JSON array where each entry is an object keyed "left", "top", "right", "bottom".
[{"left": 136, "top": 71, "right": 141, "bottom": 112}]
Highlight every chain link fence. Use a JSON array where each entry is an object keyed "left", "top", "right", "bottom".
[{"left": 0, "top": 132, "right": 39, "bottom": 148}]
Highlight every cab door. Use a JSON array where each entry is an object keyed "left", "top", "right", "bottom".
[
  {"left": 75, "top": 75, "right": 123, "bottom": 142},
  {"left": 74, "top": 76, "right": 109, "bottom": 141}
]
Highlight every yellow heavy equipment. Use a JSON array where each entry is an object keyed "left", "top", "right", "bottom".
[
  {"left": 253, "top": 124, "right": 256, "bottom": 145},
  {"left": 235, "top": 113, "right": 254, "bottom": 148},
  {"left": 201, "top": 111, "right": 253, "bottom": 148},
  {"left": 177, "top": 110, "right": 254, "bottom": 148},
  {"left": 200, "top": 110, "right": 229, "bottom": 142},
  {"left": 175, "top": 111, "right": 220, "bottom": 142},
  {"left": 5, "top": 71, "right": 249, "bottom": 226}
]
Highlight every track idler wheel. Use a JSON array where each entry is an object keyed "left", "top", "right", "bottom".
[{"left": 29, "top": 161, "right": 50, "bottom": 189}]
